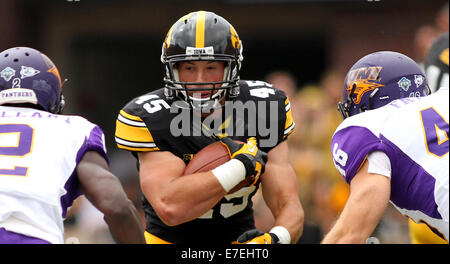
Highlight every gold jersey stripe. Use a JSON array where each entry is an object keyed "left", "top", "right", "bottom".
[
  {"left": 284, "top": 122, "right": 295, "bottom": 138},
  {"left": 116, "top": 143, "right": 159, "bottom": 152},
  {"left": 195, "top": 11, "right": 206, "bottom": 48},
  {"left": 115, "top": 119, "right": 155, "bottom": 143},
  {"left": 115, "top": 136, "right": 156, "bottom": 148},
  {"left": 285, "top": 108, "right": 294, "bottom": 130},
  {"left": 119, "top": 110, "right": 143, "bottom": 122},
  {"left": 284, "top": 96, "right": 294, "bottom": 132},
  {"left": 144, "top": 231, "right": 172, "bottom": 244}
]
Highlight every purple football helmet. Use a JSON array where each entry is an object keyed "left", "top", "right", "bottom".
[
  {"left": 0, "top": 47, "right": 65, "bottom": 113},
  {"left": 338, "top": 51, "right": 430, "bottom": 119}
]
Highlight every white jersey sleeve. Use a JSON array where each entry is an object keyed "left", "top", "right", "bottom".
[
  {"left": 0, "top": 106, "right": 108, "bottom": 243},
  {"left": 367, "top": 151, "right": 391, "bottom": 178}
]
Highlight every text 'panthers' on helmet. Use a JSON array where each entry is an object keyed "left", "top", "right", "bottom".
[
  {"left": 161, "top": 10, "right": 243, "bottom": 109},
  {"left": 0, "top": 47, "right": 65, "bottom": 114},
  {"left": 337, "top": 51, "right": 430, "bottom": 119}
]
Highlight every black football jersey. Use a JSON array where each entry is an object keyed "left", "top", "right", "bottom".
[{"left": 115, "top": 80, "right": 295, "bottom": 244}]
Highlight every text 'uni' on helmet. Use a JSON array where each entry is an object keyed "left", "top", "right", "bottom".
[
  {"left": 0, "top": 47, "right": 65, "bottom": 114},
  {"left": 337, "top": 51, "right": 430, "bottom": 119},
  {"left": 161, "top": 10, "right": 244, "bottom": 109}
]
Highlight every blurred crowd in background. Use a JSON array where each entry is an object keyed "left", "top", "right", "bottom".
[{"left": 4, "top": 1, "right": 444, "bottom": 244}]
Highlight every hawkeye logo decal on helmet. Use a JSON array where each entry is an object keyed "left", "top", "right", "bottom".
[
  {"left": 230, "top": 25, "right": 241, "bottom": 49},
  {"left": 20, "top": 66, "right": 40, "bottom": 79},
  {"left": 345, "top": 66, "right": 384, "bottom": 104},
  {"left": 397, "top": 77, "right": 411, "bottom": 91},
  {"left": 186, "top": 46, "right": 214, "bottom": 56},
  {"left": 0, "top": 67, "right": 16, "bottom": 82}
]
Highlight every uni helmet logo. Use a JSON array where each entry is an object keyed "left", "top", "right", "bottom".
[
  {"left": 397, "top": 77, "right": 411, "bottom": 91},
  {"left": 345, "top": 66, "right": 384, "bottom": 104},
  {"left": 0, "top": 67, "right": 16, "bottom": 82}
]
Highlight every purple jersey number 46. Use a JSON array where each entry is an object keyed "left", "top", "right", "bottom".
[{"left": 420, "top": 108, "right": 449, "bottom": 157}]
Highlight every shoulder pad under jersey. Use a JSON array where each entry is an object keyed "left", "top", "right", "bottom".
[{"left": 115, "top": 89, "right": 172, "bottom": 152}]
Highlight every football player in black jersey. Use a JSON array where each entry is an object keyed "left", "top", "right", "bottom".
[
  {"left": 115, "top": 10, "right": 304, "bottom": 244},
  {"left": 424, "top": 32, "right": 449, "bottom": 93}
]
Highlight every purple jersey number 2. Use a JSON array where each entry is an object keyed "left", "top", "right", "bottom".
[
  {"left": 0, "top": 124, "right": 34, "bottom": 176},
  {"left": 420, "top": 108, "right": 449, "bottom": 157}
]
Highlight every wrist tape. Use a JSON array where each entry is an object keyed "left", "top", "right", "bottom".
[
  {"left": 212, "top": 159, "right": 246, "bottom": 192},
  {"left": 269, "top": 226, "right": 291, "bottom": 244}
]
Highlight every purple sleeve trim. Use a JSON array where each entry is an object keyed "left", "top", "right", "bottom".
[
  {"left": 332, "top": 126, "right": 397, "bottom": 184},
  {"left": 85, "top": 125, "right": 109, "bottom": 165},
  {"left": 60, "top": 125, "right": 109, "bottom": 218}
]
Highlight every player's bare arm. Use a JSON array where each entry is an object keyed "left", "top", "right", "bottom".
[
  {"left": 260, "top": 141, "right": 304, "bottom": 243},
  {"left": 321, "top": 160, "right": 391, "bottom": 244},
  {"left": 234, "top": 141, "right": 303, "bottom": 244},
  {"left": 138, "top": 137, "right": 265, "bottom": 226},
  {"left": 77, "top": 151, "right": 146, "bottom": 244},
  {"left": 138, "top": 150, "right": 228, "bottom": 226}
]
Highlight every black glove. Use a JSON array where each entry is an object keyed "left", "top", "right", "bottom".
[
  {"left": 234, "top": 229, "right": 279, "bottom": 244},
  {"left": 220, "top": 137, "right": 268, "bottom": 179}
]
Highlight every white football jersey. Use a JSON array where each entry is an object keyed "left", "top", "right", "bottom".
[
  {"left": 0, "top": 106, "right": 108, "bottom": 243},
  {"left": 331, "top": 87, "right": 449, "bottom": 241}
]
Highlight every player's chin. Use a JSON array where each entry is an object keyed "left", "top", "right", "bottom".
[{"left": 188, "top": 91, "right": 212, "bottom": 99}]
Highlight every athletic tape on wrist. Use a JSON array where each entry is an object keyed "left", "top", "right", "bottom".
[
  {"left": 212, "top": 159, "right": 246, "bottom": 192},
  {"left": 269, "top": 226, "right": 291, "bottom": 244}
]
